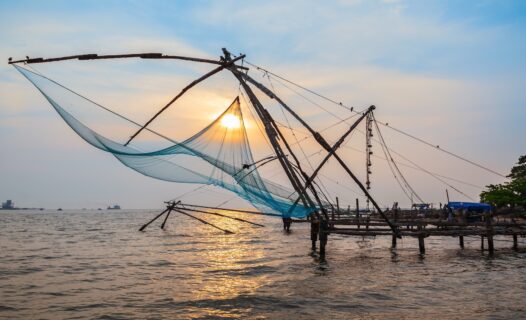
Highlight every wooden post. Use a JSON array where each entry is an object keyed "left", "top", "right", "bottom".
[
  {"left": 160, "top": 207, "right": 173, "bottom": 229},
  {"left": 139, "top": 208, "right": 169, "bottom": 231},
  {"left": 310, "top": 217, "right": 319, "bottom": 251},
  {"left": 513, "top": 234, "right": 518, "bottom": 251},
  {"left": 418, "top": 236, "right": 425, "bottom": 254},
  {"left": 417, "top": 224, "right": 425, "bottom": 254},
  {"left": 486, "top": 211, "right": 494, "bottom": 254},
  {"left": 392, "top": 206, "right": 398, "bottom": 248},
  {"left": 459, "top": 236, "right": 464, "bottom": 249},
  {"left": 336, "top": 197, "right": 340, "bottom": 220},
  {"left": 356, "top": 198, "right": 360, "bottom": 229},
  {"left": 481, "top": 236, "right": 485, "bottom": 251},
  {"left": 319, "top": 219, "right": 328, "bottom": 261}
]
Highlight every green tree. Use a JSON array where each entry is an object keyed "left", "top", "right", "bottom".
[{"left": 480, "top": 155, "right": 526, "bottom": 207}]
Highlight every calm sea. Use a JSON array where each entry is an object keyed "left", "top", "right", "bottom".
[{"left": 1, "top": 209, "right": 525, "bottom": 319}]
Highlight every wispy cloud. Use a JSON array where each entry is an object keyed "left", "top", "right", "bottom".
[{"left": 0, "top": 0, "right": 524, "bottom": 208}]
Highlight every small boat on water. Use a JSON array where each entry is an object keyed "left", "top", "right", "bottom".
[{"left": 107, "top": 205, "right": 121, "bottom": 210}]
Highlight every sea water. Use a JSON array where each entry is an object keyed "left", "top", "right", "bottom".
[{"left": 1, "top": 209, "right": 525, "bottom": 319}]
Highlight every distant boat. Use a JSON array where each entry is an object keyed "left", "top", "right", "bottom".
[
  {"left": 57, "top": 208, "right": 63, "bottom": 211},
  {"left": 107, "top": 204, "right": 121, "bottom": 210}
]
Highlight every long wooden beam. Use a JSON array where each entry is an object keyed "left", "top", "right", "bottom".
[
  {"left": 172, "top": 208, "right": 234, "bottom": 234},
  {"left": 180, "top": 203, "right": 282, "bottom": 217},
  {"left": 178, "top": 207, "right": 265, "bottom": 227},
  {"left": 8, "top": 52, "right": 248, "bottom": 70}
]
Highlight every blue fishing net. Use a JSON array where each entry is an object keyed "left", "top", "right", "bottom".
[{"left": 15, "top": 65, "right": 316, "bottom": 218}]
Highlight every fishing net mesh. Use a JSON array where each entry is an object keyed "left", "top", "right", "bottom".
[{"left": 15, "top": 65, "right": 315, "bottom": 217}]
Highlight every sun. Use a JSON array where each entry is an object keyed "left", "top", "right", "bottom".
[{"left": 220, "top": 114, "right": 241, "bottom": 129}]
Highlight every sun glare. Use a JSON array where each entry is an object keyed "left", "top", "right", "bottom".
[{"left": 220, "top": 114, "right": 241, "bottom": 129}]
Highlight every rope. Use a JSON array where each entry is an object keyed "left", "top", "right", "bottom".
[
  {"left": 245, "top": 60, "right": 506, "bottom": 178},
  {"left": 373, "top": 116, "right": 425, "bottom": 204}
]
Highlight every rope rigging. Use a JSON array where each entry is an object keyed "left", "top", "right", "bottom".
[
  {"left": 252, "top": 65, "right": 482, "bottom": 201},
  {"left": 245, "top": 60, "right": 506, "bottom": 179},
  {"left": 373, "top": 115, "right": 425, "bottom": 204}
]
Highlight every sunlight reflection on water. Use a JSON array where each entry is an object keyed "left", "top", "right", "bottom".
[{"left": 0, "top": 209, "right": 525, "bottom": 319}]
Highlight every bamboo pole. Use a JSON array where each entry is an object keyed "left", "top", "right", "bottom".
[
  {"left": 180, "top": 207, "right": 264, "bottom": 227},
  {"left": 139, "top": 208, "right": 169, "bottom": 231},
  {"left": 172, "top": 209, "right": 234, "bottom": 234}
]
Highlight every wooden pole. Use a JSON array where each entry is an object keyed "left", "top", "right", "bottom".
[
  {"left": 356, "top": 198, "right": 360, "bottom": 229},
  {"left": 139, "top": 208, "right": 169, "bottom": 231},
  {"left": 513, "top": 234, "right": 518, "bottom": 251},
  {"left": 180, "top": 207, "right": 265, "bottom": 227},
  {"left": 173, "top": 208, "right": 234, "bottom": 234},
  {"left": 481, "top": 236, "right": 485, "bottom": 251},
  {"left": 459, "top": 236, "right": 464, "bottom": 249},
  {"left": 311, "top": 216, "right": 319, "bottom": 251},
  {"left": 417, "top": 224, "right": 425, "bottom": 254},
  {"left": 8, "top": 52, "right": 249, "bottom": 68},
  {"left": 319, "top": 220, "right": 328, "bottom": 261},
  {"left": 287, "top": 106, "right": 374, "bottom": 213},
  {"left": 336, "top": 197, "right": 340, "bottom": 220},
  {"left": 418, "top": 236, "right": 425, "bottom": 254},
  {"left": 181, "top": 203, "right": 281, "bottom": 217},
  {"left": 160, "top": 208, "right": 172, "bottom": 229},
  {"left": 486, "top": 211, "right": 494, "bottom": 254},
  {"left": 124, "top": 55, "right": 245, "bottom": 145},
  {"left": 392, "top": 205, "right": 398, "bottom": 248}
]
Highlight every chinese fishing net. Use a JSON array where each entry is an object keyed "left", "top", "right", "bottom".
[{"left": 14, "top": 65, "right": 316, "bottom": 218}]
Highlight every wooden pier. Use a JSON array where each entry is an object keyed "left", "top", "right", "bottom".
[{"left": 301, "top": 206, "right": 526, "bottom": 259}]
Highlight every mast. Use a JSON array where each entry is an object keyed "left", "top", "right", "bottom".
[
  {"left": 234, "top": 65, "right": 400, "bottom": 236},
  {"left": 288, "top": 106, "right": 375, "bottom": 213},
  {"left": 229, "top": 66, "right": 319, "bottom": 216}
]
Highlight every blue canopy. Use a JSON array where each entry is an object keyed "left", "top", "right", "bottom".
[{"left": 447, "top": 202, "right": 491, "bottom": 211}]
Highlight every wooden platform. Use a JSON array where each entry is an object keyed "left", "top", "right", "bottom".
[{"left": 297, "top": 208, "right": 526, "bottom": 257}]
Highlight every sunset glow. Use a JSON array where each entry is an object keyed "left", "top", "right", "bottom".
[{"left": 220, "top": 114, "right": 241, "bottom": 129}]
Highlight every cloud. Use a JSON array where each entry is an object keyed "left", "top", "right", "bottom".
[{"left": 0, "top": 0, "right": 524, "bottom": 208}]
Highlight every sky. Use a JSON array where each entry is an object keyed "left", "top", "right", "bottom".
[{"left": 0, "top": 0, "right": 525, "bottom": 210}]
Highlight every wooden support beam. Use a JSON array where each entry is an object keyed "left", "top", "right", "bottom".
[
  {"left": 180, "top": 206, "right": 265, "bottom": 227},
  {"left": 231, "top": 69, "right": 317, "bottom": 215},
  {"left": 481, "top": 236, "right": 485, "bottom": 251},
  {"left": 8, "top": 52, "right": 249, "bottom": 69},
  {"left": 139, "top": 201, "right": 180, "bottom": 231},
  {"left": 172, "top": 208, "right": 234, "bottom": 234},
  {"left": 459, "top": 236, "right": 464, "bottom": 249},
  {"left": 139, "top": 207, "right": 169, "bottom": 231},
  {"left": 288, "top": 107, "right": 374, "bottom": 213},
  {"left": 180, "top": 203, "right": 281, "bottom": 217},
  {"left": 124, "top": 55, "right": 246, "bottom": 145},
  {"left": 513, "top": 234, "right": 518, "bottom": 251},
  {"left": 160, "top": 208, "right": 172, "bottom": 229}
]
